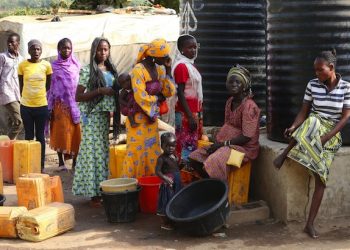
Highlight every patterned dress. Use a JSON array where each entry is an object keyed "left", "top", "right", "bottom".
[
  {"left": 121, "top": 63, "right": 176, "bottom": 178},
  {"left": 189, "top": 97, "right": 260, "bottom": 181},
  {"left": 72, "top": 66, "right": 115, "bottom": 197},
  {"left": 173, "top": 63, "right": 203, "bottom": 163}
]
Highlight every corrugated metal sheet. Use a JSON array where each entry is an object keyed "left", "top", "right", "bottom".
[
  {"left": 180, "top": 1, "right": 266, "bottom": 126},
  {"left": 267, "top": 0, "right": 350, "bottom": 144}
]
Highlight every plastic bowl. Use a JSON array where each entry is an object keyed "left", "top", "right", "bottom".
[{"left": 100, "top": 178, "right": 138, "bottom": 193}]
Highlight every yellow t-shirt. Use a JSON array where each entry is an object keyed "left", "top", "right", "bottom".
[{"left": 18, "top": 60, "right": 53, "bottom": 107}]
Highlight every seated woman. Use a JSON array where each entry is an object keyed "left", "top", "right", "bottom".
[
  {"left": 189, "top": 65, "right": 260, "bottom": 181},
  {"left": 273, "top": 49, "right": 350, "bottom": 238}
]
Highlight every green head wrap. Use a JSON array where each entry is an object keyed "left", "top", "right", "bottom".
[{"left": 227, "top": 64, "right": 251, "bottom": 93}]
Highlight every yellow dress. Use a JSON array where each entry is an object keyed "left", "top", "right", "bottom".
[{"left": 122, "top": 63, "right": 176, "bottom": 178}]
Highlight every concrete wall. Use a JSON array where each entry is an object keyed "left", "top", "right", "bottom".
[{"left": 252, "top": 132, "right": 350, "bottom": 223}]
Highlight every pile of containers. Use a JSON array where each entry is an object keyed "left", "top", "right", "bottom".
[{"left": 0, "top": 137, "right": 74, "bottom": 242}]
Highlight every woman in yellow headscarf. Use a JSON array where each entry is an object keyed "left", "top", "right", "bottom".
[{"left": 122, "top": 38, "right": 176, "bottom": 178}]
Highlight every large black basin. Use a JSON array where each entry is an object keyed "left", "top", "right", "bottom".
[{"left": 166, "top": 179, "right": 229, "bottom": 236}]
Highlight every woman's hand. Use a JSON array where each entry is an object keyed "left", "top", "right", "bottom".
[
  {"left": 284, "top": 125, "right": 296, "bottom": 139},
  {"left": 188, "top": 116, "right": 197, "bottom": 132},
  {"left": 99, "top": 87, "right": 115, "bottom": 96},
  {"left": 206, "top": 142, "right": 223, "bottom": 155}
]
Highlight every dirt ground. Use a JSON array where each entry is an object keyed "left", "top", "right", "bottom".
[{"left": 2, "top": 149, "right": 350, "bottom": 250}]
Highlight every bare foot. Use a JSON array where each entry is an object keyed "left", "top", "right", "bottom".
[
  {"left": 304, "top": 225, "right": 319, "bottom": 239},
  {"left": 273, "top": 154, "right": 286, "bottom": 169}
]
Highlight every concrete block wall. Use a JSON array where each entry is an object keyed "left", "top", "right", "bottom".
[{"left": 252, "top": 133, "right": 350, "bottom": 223}]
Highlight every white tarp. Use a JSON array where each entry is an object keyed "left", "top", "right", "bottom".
[{"left": 0, "top": 13, "right": 180, "bottom": 58}]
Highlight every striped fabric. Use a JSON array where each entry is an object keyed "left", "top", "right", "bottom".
[
  {"left": 304, "top": 75, "right": 350, "bottom": 121},
  {"left": 288, "top": 113, "right": 342, "bottom": 184}
]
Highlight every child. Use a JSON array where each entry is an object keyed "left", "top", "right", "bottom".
[
  {"left": 118, "top": 73, "right": 139, "bottom": 127},
  {"left": 118, "top": 73, "right": 169, "bottom": 128},
  {"left": 156, "top": 132, "right": 182, "bottom": 230}
]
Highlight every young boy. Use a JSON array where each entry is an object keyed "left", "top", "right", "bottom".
[{"left": 0, "top": 33, "right": 23, "bottom": 139}]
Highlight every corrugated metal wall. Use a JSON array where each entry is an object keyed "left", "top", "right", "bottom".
[
  {"left": 180, "top": 1, "right": 266, "bottom": 126},
  {"left": 267, "top": 1, "right": 350, "bottom": 144}
]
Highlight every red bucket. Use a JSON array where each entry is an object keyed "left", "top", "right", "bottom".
[{"left": 137, "top": 176, "right": 162, "bottom": 214}]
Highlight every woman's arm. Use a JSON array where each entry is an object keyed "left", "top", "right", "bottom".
[
  {"left": 159, "top": 65, "right": 176, "bottom": 98},
  {"left": 178, "top": 84, "right": 197, "bottom": 131},
  {"left": 18, "top": 75, "right": 23, "bottom": 95},
  {"left": 46, "top": 74, "right": 51, "bottom": 91},
  {"left": 284, "top": 102, "right": 311, "bottom": 138},
  {"left": 321, "top": 108, "right": 350, "bottom": 145},
  {"left": 75, "top": 85, "right": 115, "bottom": 102}
]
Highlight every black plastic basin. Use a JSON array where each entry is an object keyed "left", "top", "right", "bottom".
[{"left": 166, "top": 179, "right": 229, "bottom": 236}]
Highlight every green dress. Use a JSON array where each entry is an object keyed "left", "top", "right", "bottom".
[{"left": 72, "top": 66, "right": 115, "bottom": 197}]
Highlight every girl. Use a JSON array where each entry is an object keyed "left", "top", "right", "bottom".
[
  {"left": 72, "top": 37, "right": 119, "bottom": 207},
  {"left": 121, "top": 38, "right": 176, "bottom": 178},
  {"left": 189, "top": 65, "right": 260, "bottom": 181},
  {"left": 18, "top": 39, "right": 52, "bottom": 172},
  {"left": 47, "top": 38, "right": 81, "bottom": 171},
  {"left": 172, "top": 34, "right": 203, "bottom": 165},
  {"left": 156, "top": 132, "right": 182, "bottom": 230},
  {"left": 273, "top": 49, "right": 350, "bottom": 238}
]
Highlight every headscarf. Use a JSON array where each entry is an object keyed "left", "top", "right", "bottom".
[
  {"left": 227, "top": 64, "right": 252, "bottom": 94},
  {"left": 28, "top": 39, "right": 42, "bottom": 50},
  {"left": 136, "top": 38, "right": 170, "bottom": 63},
  {"left": 47, "top": 38, "right": 81, "bottom": 124},
  {"left": 87, "top": 37, "right": 118, "bottom": 114},
  {"left": 171, "top": 34, "right": 203, "bottom": 102}
]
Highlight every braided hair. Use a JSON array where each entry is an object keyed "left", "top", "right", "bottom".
[{"left": 316, "top": 49, "right": 337, "bottom": 68}]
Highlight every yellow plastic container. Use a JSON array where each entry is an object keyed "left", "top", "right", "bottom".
[
  {"left": 109, "top": 144, "right": 127, "bottom": 179},
  {"left": 0, "top": 206, "right": 28, "bottom": 238},
  {"left": 16, "top": 173, "right": 52, "bottom": 210},
  {"left": 197, "top": 140, "right": 213, "bottom": 148},
  {"left": 228, "top": 160, "right": 252, "bottom": 205},
  {"left": 13, "top": 140, "right": 41, "bottom": 184},
  {"left": 50, "top": 176, "right": 64, "bottom": 203},
  {"left": 16, "top": 202, "right": 75, "bottom": 242},
  {"left": 100, "top": 178, "right": 138, "bottom": 193}
]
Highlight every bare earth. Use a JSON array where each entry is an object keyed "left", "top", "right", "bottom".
[{"left": 1, "top": 148, "right": 350, "bottom": 250}]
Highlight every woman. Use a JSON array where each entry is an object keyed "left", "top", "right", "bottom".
[
  {"left": 47, "top": 38, "right": 81, "bottom": 171},
  {"left": 72, "top": 37, "right": 119, "bottom": 207},
  {"left": 189, "top": 65, "right": 260, "bottom": 181},
  {"left": 273, "top": 49, "right": 350, "bottom": 238},
  {"left": 172, "top": 34, "right": 203, "bottom": 164},
  {"left": 18, "top": 39, "right": 52, "bottom": 171},
  {"left": 122, "top": 38, "right": 176, "bottom": 178}
]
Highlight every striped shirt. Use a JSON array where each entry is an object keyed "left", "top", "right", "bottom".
[{"left": 304, "top": 76, "right": 350, "bottom": 121}]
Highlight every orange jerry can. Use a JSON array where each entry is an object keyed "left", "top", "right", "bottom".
[
  {"left": 13, "top": 140, "right": 41, "bottom": 184},
  {"left": 50, "top": 176, "right": 64, "bottom": 203},
  {"left": 228, "top": 160, "right": 252, "bottom": 205},
  {"left": 16, "top": 173, "right": 52, "bottom": 210},
  {"left": 109, "top": 144, "right": 127, "bottom": 179},
  {"left": 0, "top": 140, "right": 15, "bottom": 183},
  {"left": 16, "top": 202, "right": 75, "bottom": 242},
  {"left": 0, "top": 206, "right": 28, "bottom": 238}
]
